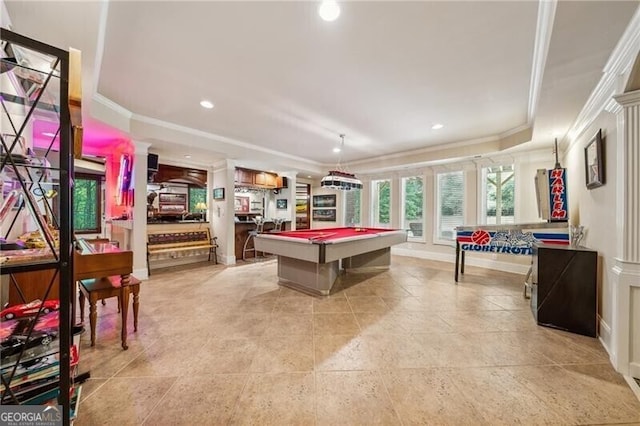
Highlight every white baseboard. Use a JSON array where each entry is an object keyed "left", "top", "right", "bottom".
[
  {"left": 599, "top": 317, "right": 615, "bottom": 364},
  {"left": 218, "top": 254, "right": 236, "bottom": 265},
  {"left": 392, "top": 247, "right": 453, "bottom": 263},
  {"left": 630, "top": 362, "right": 640, "bottom": 380},
  {"left": 392, "top": 247, "right": 530, "bottom": 275},
  {"left": 625, "top": 375, "right": 640, "bottom": 402}
]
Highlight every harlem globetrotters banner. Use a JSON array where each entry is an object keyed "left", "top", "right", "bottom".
[
  {"left": 456, "top": 224, "right": 570, "bottom": 256},
  {"left": 548, "top": 168, "right": 568, "bottom": 221}
]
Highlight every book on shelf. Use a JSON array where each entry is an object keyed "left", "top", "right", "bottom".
[{"left": 1, "top": 310, "right": 80, "bottom": 406}]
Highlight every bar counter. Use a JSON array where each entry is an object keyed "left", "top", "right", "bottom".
[{"left": 234, "top": 220, "right": 290, "bottom": 260}]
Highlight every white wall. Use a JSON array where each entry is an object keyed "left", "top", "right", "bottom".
[
  {"left": 309, "top": 182, "right": 342, "bottom": 229},
  {"left": 564, "top": 111, "right": 619, "bottom": 350}
]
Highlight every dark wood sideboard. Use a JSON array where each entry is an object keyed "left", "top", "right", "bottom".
[{"left": 531, "top": 244, "right": 598, "bottom": 337}]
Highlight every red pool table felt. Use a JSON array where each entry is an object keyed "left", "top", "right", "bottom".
[{"left": 274, "top": 227, "right": 397, "bottom": 243}]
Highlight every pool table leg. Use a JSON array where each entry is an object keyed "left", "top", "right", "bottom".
[{"left": 455, "top": 241, "right": 460, "bottom": 283}]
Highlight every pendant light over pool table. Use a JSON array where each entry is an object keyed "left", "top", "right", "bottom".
[{"left": 321, "top": 134, "right": 363, "bottom": 191}]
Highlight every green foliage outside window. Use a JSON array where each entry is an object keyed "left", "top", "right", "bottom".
[
  {"left": 485, "top": 166, "right": 515, "bottom": 218},
  {"left": 404, "top": 177, "right": 423, "bottom": 220},
  {"left": 439, "top": 173, "right": 463, "bottom": 216},
  {"left": 344, "top": 190, "right": 361, "bottom": 226},
  {"left": 73, "top": 176, "right": 100, "bottom": 233},
  {"left": 376, "top": 180, "right": 390, "bottom": 224},
  {"left": 189, "top": 187, "right": 207, "bottom": 212}
]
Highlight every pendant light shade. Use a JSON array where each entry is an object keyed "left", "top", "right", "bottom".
[{"left": 321, "top": 134, "right": 362, "bottom": 191}]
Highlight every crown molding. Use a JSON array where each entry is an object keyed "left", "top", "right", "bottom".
[
  {"left": 528, "top": 0, "right": 557, "bottom": 124},
  {"left": 565, "top": 6, "right": 640, "bottom": 153},
  {"left": 132, "top": 140, "right": 151, "bottom": 154},
  {"left": 614, "top": 89, "right": 640, "bottom": 107},
  {"left": 130, "top": 113, "right": 321, "bottom": 167},
  {"left": 92, "top": 93, "right": 132, "bottom": 119},
  {"left": 605, "top": 97, "right": 623, "bottom": 114}
]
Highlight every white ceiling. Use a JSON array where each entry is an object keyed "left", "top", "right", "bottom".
[{"left": 4, "top": 1, "right": 638, "bottom": 176}]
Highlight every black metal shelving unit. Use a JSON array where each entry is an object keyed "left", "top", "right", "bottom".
[{"left": 1, "top": 28, "right": 74, "bottom": 424}]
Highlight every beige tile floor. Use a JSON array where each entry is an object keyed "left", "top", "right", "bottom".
[{"left": 74, "top": 256, "right": 640, "bottom": 425}]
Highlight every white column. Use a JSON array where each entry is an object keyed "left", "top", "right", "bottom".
[
  {"left": 132, "top": 141, "right": 151, "bottom": 279},
  {"left": 611, "top": 90, "right": 640, "bottom": 377},
  {"left": 391, "top": 174, "right": 401, "bottom": 229},
  {"left": 211, "top": 159, "right": 236, "bottom": 265}
]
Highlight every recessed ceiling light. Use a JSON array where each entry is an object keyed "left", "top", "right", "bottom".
[
  {"left": 333, "top": 147, "right": 341, "bottom": 153},
  {"left": 307, "top": 175, "right": 312, "bottom": 179},
  {"left": 42, "top": 132, "right": 57, "bottom": 137},
  {"left": 431, "top": 123, "right": 444, "bottom": 130},
  {"left": 200, "top": 100, "right": 214, "bottom": 109},
  {"left": 318, "top": 0, "right": 340, "bottom": 21},
  {"left": 185, "top": 155, "right": 192, "bottom": 159}
]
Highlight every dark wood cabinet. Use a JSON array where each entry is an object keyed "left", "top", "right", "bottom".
[
  {"left": 235, "top": 168, "right": 254, "bottom": 185},
  {"left": 254, "top": 172, "right": 267, "bottom": 186},
  {"left": 531, "top": 244, "right": 597, "bottom": 337},
  {"left": 151, "top": 164, "right": 207, "bottom": 186},
  {"left": 264, "top": 173, "right": 277, "bottom": 187},
  {"left": 276, "top": 176, "right": 288, "bottom": 188},
  {"left": 234, "top": 167, "right": 280, "bottom": 188}
]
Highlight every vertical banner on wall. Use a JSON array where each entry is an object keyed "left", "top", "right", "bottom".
[
  {"left": 548, "top": 168, "right": 568, "bottom": 221},
  {"left": 116, "top": 154, "right": 133, "bottom": 206}
]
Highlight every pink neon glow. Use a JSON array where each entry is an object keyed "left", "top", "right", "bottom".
[{"left": 32, "top": 119, "right": 133, "bottom": 217}]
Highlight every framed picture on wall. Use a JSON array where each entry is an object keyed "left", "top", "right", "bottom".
[
  {"left": 213, "top": 187, "right": 225, "bottom": 200},
  {"left": 276, "top": 199, "right": 287, "bottom": 209},
  {"left": 296, "top": 198, "right": 308, "bottom": 213},
  {"left": 235, "top": 196, "right": 250, "bottom": 213},
  {"left": 313, "top": 209, "right": 336, "bottom": 221},
  {"left": 313, "top": 194, "right": 336, "bottom": 208},
  {"left": 584, "top": 129, "right": 604, "bottom": 189}
]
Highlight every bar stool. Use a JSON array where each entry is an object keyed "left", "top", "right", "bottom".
[
  {"left": 270, "top": 217, "right": 285, "bottom": 233},
  {"left": 242, "top": 217, "right": 265, "bottom": 260}
]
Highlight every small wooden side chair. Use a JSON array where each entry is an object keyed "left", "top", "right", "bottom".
[{"left": 78, "top": 275, "right": 141, "bottom": 350}]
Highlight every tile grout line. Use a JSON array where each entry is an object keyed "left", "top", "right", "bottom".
[
  {"left": 376, "top": 369, "right": 406, "bottom": 426},
  {"left": 139, "top": 375, "right": 180, "bottom": 425}
]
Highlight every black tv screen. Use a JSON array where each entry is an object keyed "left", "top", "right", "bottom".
[{"left": 148, "top": 153, "right": 159, "bottom": 171}]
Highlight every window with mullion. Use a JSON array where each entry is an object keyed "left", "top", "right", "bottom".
[
  {"left": 344, "top": 189, "right": 361, "bottom": 226},
  {"left": 402, "top": 176, "right": 424, "bottom": 240},
  {"left": 435, "top": 171, "right": 463, "bottom": 241},
  {"left": 481, "top": 164, "right": 515, "bottom": 225},
  {"left": 371, "top": 179, "right": 391, "bottom": 228},
  {"left": 188, "top": 186, "right": 207, "bottom": 213}
]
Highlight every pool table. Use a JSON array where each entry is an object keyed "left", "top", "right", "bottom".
[{"left": 254, "top": 227, "right": 407, "bottom": 295}]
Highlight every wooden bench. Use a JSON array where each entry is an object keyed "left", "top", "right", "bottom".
[{"left": 146, "top": 228, "right": 218, "bottom": 274}]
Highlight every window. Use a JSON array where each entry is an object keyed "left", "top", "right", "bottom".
[
  {"left": 436, "top": 171, "right": 463, "bottom": 241},
  {"left": 344, "top": 189, "right": 361, "bottom": 226},
  {"left": 401, "top": 176, "right": 424, "bottom": 240},
  {"left": 371, "top": 179, "right": 391, "bottom": 228},
  {"left": 188, "top": 186, "right": 207, "bottom": 213},
  {"left": 73, "top": 174, "right": 102, "bottom": 233},
  {"left": 481, "top": 164, "right": 515, "bottom": 224}
]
